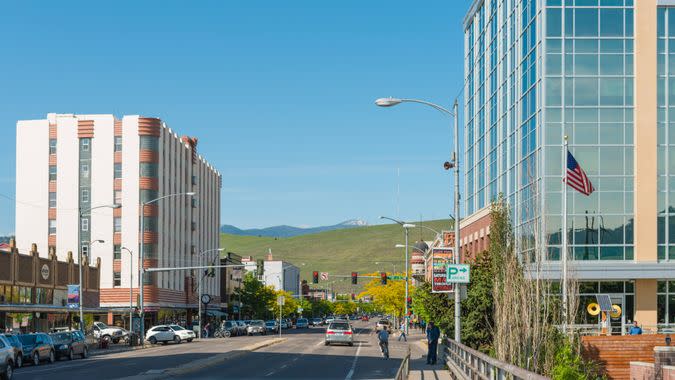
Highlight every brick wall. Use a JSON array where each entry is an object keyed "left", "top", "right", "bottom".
[{"left": 582, "top": 335, "right": 672, "bottom": 379}]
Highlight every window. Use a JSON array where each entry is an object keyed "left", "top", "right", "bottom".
[
  {"left": 81, "top": 189, "right": 90, "bottom": 203},
  {"left": 113, "top": 272, "right": 121, "bottom": 287},
  {"left": 139, "top": 136, "right": 159, "bottom": 151},
  {"left": 191, "top": 222, "right": 196, "bottom": 231},
  {"left": 192, "top": 175, "right": 198, "bottom": 185},
  {"left": 49, "top": 192, "right": 56, "bottom": 208},
  {"left": 114, "top": 136, "right": 123, "bottom": 152},
  {"left": 81, "top": 218, "right": 89, "bottom": 232},
  {"left": 49, "top": 139, "right": 57, "bottom": 154},
  {"left": 48, "top": 219, "right": 56, "bottom": 235},
  {"left": 80, "top": 163, "right": 90, "bottom": 178},
  {"left": 114, "top": 163, "right": 122, "bottom": 179},
  {"left": 113, "top": 245, "right": 121, "bottom": 260},
  {"left": 114, "top": 190, "right": 122, "bottom": 204},
  {"left": 191, "top": 198, "right": 198, "bottom": 208},
  {"left": 140, "top": 163, "right": 158, "bottom": 177},
  {"left": 81, "top": 139, "right": 90, "bottom": 152},
  {"left": 114, "top": 217, "right": 121, "bottom": 233},
  {"left": 49, "top": 165, "right": 57, "bottom": 181}
]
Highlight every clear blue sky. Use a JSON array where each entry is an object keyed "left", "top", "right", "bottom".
[{"left": 0, "top": 1, "right": 471, "bottom": 234}]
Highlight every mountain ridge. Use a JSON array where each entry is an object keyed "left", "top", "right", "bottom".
[{"left": 220, "top": 219, "right": 368, "bottom": 238}]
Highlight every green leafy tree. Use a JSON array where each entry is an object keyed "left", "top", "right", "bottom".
[
  {"left": 461, "top": 250, "right": 495, "bottom": 352},
  {"left": 310, "top": 299, "right": 334, "bottom": 317},
  {"left": 235, "top": 272, "right": 276, "bottom": 319}
]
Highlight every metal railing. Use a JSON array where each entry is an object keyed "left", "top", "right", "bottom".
[
  {"left": 395, "top": 347, "right": 411, "bottom": 380},
  {"left": 443, "top": 338, "right": 549, "bottom": 380}
]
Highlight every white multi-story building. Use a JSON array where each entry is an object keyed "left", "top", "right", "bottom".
[
  {"left": 15, "top": 113, "right": 221, "bottom": 324},
  {"left": 262, "top": 256, "right": 300, "bottom": 296}
]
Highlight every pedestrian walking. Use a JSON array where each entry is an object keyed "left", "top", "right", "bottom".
[
  {"left": 426, "top": 321, "right": 440, "bottom": 365},
  {"left": 204, "top": 322, "right": 211, "bottom": 338},
  {"left": 398, "top": 321, "right": 407, "bottom": 342}
]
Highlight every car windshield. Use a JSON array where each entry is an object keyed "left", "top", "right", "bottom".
[
  {"left": 50, "top": 332, "right": 70, "bottom": 344},
  {"left": 328, "top": 322, "right": 350, "bottom": 331},
  {"left": 298, "top": 319, "right": 308, "bottom": 323},
  {"left": 170, "top": 325, "right": 185, "bottom": 331},
  {"left": 95, "top": 322, "right": 110, "bottom": 329},
  {"left": 379, "top": 320, "right": 390, "bottom": 325},
  {"left": 265, "top": 321, "right": 275, "bottom": 326},
  {"left": 18, "top": 335, "right": 36, "bottom": 345}
]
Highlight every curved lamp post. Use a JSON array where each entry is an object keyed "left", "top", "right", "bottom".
[
  {"left": 376, "top": 96, "right": 462, "bottom": 342},
  {"left": 139, "top": 192, "right": 195, "bottom": 344}
]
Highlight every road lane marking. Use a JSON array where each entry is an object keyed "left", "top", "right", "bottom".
[{"left": 344, "top": 326, "right": 365, "bottom": 380}]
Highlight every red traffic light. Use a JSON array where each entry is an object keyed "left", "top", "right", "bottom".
[
  {"left": 351, "top": 272, "right": 358, "bottom": 285},
  {"left": 312, "top": 271, "right": 319, "bottom": 284},
  {"left": 380, "top": 272, "right": 387, "bottom": 285}
]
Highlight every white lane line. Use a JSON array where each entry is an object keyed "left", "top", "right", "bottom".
[{"left": 344, "top": 327, "right": 364, "bottom": 380}]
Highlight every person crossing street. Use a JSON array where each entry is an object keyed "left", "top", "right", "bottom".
[{"left": 398, "top": 321, "right": 407, "bottom": 342}]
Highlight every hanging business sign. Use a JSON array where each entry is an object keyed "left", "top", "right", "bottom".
[
  {"left": 431, "top": 248, "right": 455, "bottom": 293},
  {"left": 67, "top": 284, "right": 80, "bottom": 308}
]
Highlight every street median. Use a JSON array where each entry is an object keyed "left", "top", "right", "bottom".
[{"left": 164, "top": 337, "right": 287, "bottom": 377}]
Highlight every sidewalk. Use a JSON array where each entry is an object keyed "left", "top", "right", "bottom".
[{"left": 403, "top": 328, "right": 451, "bottom": 380}]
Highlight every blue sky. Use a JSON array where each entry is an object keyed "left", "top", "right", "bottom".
[{"left": 0, "top": 1, "right": 470, "bottom": 234}]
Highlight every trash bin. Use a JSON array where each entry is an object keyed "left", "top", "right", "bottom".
[
  {"left": 128, "top": 333, "right": 139, "bottom": 346},
  {"left": 99, "top": 336, "right": 110, "bottom": 349}
]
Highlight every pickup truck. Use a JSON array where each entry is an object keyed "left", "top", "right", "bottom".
[{"left": 91, "top": 322, "right": 127, "bottom": 344}]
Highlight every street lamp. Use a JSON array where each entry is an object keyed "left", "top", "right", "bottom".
[
  {"left": 375, "top": 261, "right": 398, "bottom": 273},
  {"left": 197, "top": 248, "right": 225, "bottom": 339},
  {"left": 139, "top": 192, "right": 195, "bottom": 344},
  {"left": 78, "top": 203, "right": 120, "bottom": 332},
  {"left": 379, "top": 216, "right": 414, "bottom": 335},
  {"left": 121, "top": 247, "right": 133, "bottom": 330},
  {"left": 376, "top": 96, "right": 462, "bottom": 343}
]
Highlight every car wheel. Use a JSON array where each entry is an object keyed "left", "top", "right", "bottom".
[
  {"left": 32, "top": 352, "right": 39, "bottom": 366},
  {"left": 82, "top": 347, "right": 88, "bottom": 359},
  {"left": 173, "top": 336, "right": 181, "bottom": 344},
  {"left": 148, "top": 337, "right": 157, "bottom": 345},
  {"left": 14, "top": 354, "right": 22, "bottom": 368},
  {"left": 48, "top": 351, "right": 55, "bottom": 364},
  {"left": 187, "top": 338, "right": 193, "bottom": 342},
  {"left": 324, "top": 341, "right": 329, "bottom": 346},
  {"left": 349, "top": 342, "right": 354, "bottom": 347},
  {"left": 3, "top": 360, "right": 13, "bottom": 380},
  {"left": 68, "top": 349, "right": 74, "bottom": 361}
]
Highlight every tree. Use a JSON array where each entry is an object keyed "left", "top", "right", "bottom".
[
  {"left": 334, "top": 302, "right": 357, "bottom": 315},
  {"left": 268, "top": 289, "right": 299, "bottom": 319},
  {"left": 310, "top": 299, "right": 334, "bottom": 317},
  {"left": 461, "top": 250, "right": 495, "bottom": 353},
  {"left": 358, "top": 272, "right": 406, "bottom": 318},
  {"left": 235, "top": 272, "right": 275, "bottom": 319}
]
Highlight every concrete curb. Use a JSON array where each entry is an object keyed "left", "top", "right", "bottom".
[{"left": 163, "top": 337, "right": 287, "bottom": 377}]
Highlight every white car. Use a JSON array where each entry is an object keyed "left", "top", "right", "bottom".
[
  {"left": 168, "top": 325, "right": 195, "bottom": 343},
  {"left": 92, "top": 321, "right": 127, "bottom": 344},
  {"left": 0, "top": 335, "right": 14, "bottom": 380},
  {"left": 145, "top": 325, "right": 179, "bottom": 345}
]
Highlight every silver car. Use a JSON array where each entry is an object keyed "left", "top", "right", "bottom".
[
  {"left": 0, "top": 335, "right": 14, "bottom": 380},
  {"left": 246, "top": 320, "right": 266, "bottom": 336},
  {"left": 325, "top": 321, "right": 353, "bottom": 346}
]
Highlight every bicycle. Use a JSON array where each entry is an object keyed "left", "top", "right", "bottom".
[{"left": 379, "top": 340, "right": 389, "bottom": 359}]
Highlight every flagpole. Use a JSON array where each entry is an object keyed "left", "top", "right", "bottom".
[{"left": 562, "top": 135, "right": 569, "bottom": 333}]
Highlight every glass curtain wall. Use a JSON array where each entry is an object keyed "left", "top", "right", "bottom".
[{"left": 543, "top": 0, "right": 634, "bottom": 262}]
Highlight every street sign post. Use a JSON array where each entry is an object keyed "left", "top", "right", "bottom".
[
  {"left": 446, "top": 264, "right": 470, "bottom": 283},
  {"left": 320, "top": 272, "right": 328, "bottom": 281},
  {"left": 431, "top": 248, "right": 454, "bottom": 293},
  {"left": 277, "top": 295, "right": 285, "bottom": 305}
]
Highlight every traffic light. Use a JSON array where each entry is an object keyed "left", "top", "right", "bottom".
[
  {"left": 380, "top": 272, "right": 387, "bottom": 285},
  {"left": 351, "top": 293, "right": 355, "bottom": 300},
  {"left": 256, "top": 259, "right": 264, "bottom": 276},
  {"left": 312, "top": 271, "right": 319, "bottom": 284},
  {"left": 351, "top": 272, "right": 358, "bottom": 285},
  {"left": 407, "top": 297, "right": 412, "bottom": 310}
]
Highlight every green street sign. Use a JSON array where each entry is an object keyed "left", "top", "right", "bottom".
[
  {"left": 388, "top": 275, "right": 405, "bottom": 280},
  {"left": 446, "top": 264, "right": 470, "bottom": 283}
]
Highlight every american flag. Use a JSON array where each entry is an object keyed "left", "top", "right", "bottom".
[{"left": 564, "top": 150, "right": 594, "bottom": 196}]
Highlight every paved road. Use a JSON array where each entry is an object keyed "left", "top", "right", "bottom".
[
  {"left": 175, "top": 320, "right": 408, "bottom": 379},
  {"left": 13, "top": 320, "right": 408, "bottom": 380}
]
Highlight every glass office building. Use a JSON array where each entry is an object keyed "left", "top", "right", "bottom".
[{"left": 463, "top": 0, "right": 675, "bottom": 329}]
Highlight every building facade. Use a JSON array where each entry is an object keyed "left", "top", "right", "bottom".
[
  {"left": 462, "top": 0, "right": 675, "bottom": 329},
  {"left": 15, "top": 113, "right": 221, "bottom": 326},
  {"left": 262, "top": 258, "right": 301, "bottom": 296}
]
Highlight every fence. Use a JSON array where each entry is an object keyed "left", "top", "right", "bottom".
[
  {"left": 394, "top": 347, "right": 411, "bottom": 380},
  {"left": 443, "top": 338, "right": 549, "bottom": 380}
]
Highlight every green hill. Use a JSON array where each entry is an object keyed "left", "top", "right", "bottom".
[{"left": 220, "top": 219, "right": 452, "bottom": 293}]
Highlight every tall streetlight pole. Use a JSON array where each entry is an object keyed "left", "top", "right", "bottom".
[
  {"left": 380, "top": 216, "right": 414, "bottom": 335},
  {"left": 78, "top": 203, "right": 120, "bottom": 332},
  {"left": 139, "top": 192, "right": 195, "bottom": 344},
  {"left": 197, "top": 248, "right": 225, "bottom": 339},
  {"left": 376, "top": 97, "right": 462, "bottom": 342},
  {"left": 121, "top": 247, "right": 133, "bottom": 330}
]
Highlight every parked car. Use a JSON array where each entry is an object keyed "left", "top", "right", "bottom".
[
  {"left": 310, "top": 318, "right": 322, "bottom": 327},
  {"left": 376, "top": 319, "right": 391, "bottom": 332},
  {"left": 265, "top": 321, "right": 279, "bottom": 333},
  {"left": 91, "top": 322, "right": 126, "bottom": 344},
  {"left": 246, "top": 320, "right": 266, "bottom": 336},
  {"left": 2, "top": 335, "right": 23, "bottom": 368},
  {"left": 0, "top": 335, "right": 14, "bottom": 380},
  {"left": 285, "top": 319, "right": 293, "bottom": 328},
  {"left": 361, "top": 315, "right": 370, "bottom": 322},
  {"left": 167, "top": 325, "right": 195, "bottom": 343},
  {"left": 145, "top": 325, "right": 178, "bottom": 345},
  {"left": 235, "top": 321, "right": 247, "bottom": 336},
  {"left": 296, "top": 318, "right": 309, "bottom": 329},
  {"left": 220, "top": 321, "right": 239, "bottom": 337},
  {"left": 18, "top": 333, "right": 55, "bottom": 366},
  {"left": 49, "top": 331, "right": 87, "bottom": 360},
  {"left": 325, "top": 321, "right": 353, "bottom": 346}
]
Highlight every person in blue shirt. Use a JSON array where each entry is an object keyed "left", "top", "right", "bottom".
[
  {"left": 629, "top": 320, "right": 643, "bottom": 335},
  {"left": 426, "top": 321, "right": 441, "bottom": 365}
]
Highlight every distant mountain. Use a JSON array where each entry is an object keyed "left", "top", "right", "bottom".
[{"left": 220, "top": 219, "right": 368, "bottom": 238}]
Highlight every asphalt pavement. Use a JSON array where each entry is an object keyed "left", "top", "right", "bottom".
[{"left": 13, "top": 320, "right": 409, "bottom": 380}]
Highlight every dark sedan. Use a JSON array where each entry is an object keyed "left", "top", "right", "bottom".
[
  {"left": 49, "top": 331, "right": 87, "bottom": 360},
  {"left": 2, "top": 334, "right": 23, "bottom": 368},
  {"left": 18, "top": 333, "right": 55, "bottom": 366}
]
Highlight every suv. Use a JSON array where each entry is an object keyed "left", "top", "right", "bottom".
[
  {"left": 145, "top": 325, "right": 178, "bottom": 345},
  {"left": 2, "top": 335, "right": 22, "bottom": 368},
  {"left": 376, "top": 319, "right": 391, "bottom": 332},
  {"left": 325, "top": 321, "right": 353, "bottom": 346},
  {"left": 18, "top": 333, "right": 55, "bottom": 366},
  {"left": 0, "top": 335, "right": 14, "bottom": 380},
  {"left": 49, "top": 331, "right": 87, "bottom": 360},
  {"left": 246, "top": 320, "right": 266, "bottom": 336},
  {"left": 91, "top": 322, "right": 126, "bottom": 344}
]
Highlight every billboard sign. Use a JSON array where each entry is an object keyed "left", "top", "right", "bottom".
[
  {"left": 67, "top": 284, "right": 80, "bottom": 308},
  {"left": 431, "top": 248, "right": 455, "bottom": 293}
]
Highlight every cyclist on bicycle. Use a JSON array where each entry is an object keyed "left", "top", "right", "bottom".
[{"left": 377, "top": 326, "right": 390, "bottom": 359}]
